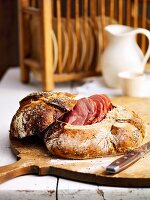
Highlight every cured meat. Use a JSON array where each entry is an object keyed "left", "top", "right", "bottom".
[
  {"left": 64, "top": 98, "right": 96, "bottom": 125},
  {"left": 64, "top": 94, "right": 112, "bottom": 125},
  {"left": 89, "top": 95, "right": 105, "bottom": 123},
  {"left": 100, "top": 94, "right": 112, "bottom": 110},
  {"left": 84, "top": 98, "right": 97, "bottom": 125},
  {"left": 89, "top": 94, "right": 112, "bottom": 123}
]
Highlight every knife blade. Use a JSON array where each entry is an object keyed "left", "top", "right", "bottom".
[{"left": 106, "top": 141, "right": 150, "bottom": 174}]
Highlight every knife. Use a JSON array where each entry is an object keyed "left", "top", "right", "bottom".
[{"left": 106, "top": 141, "right": 150, "bottom": 174}]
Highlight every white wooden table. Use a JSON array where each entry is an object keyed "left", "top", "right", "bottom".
[{"left": 1, "top": 68, "right": 150, "bottom": 200}]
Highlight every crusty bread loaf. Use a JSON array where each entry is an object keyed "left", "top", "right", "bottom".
[
  {"left": 10, "top": 91, "right": 145, "bottom": 160},
  {"left": 10, "top": 91, "right": 77, "bottom": 138},
  {"left": 44, "top": 106, "right": 145, "bottom": 159}
]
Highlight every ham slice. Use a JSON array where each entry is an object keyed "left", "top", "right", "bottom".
[
  {"left": 83, "top": 98, "right": 97, "bottom": 125},
  {"left": 89, "top": 95, "right": 105, "bottom": 123},
  {"left": 100, "top": 94, "right": 112, "bottom": 110},
  {"left": 64, "top": 98, "right": 90, "bottom": 125},
  {"left": 63, "top": 94, "right": 113, "bottom": 125}
]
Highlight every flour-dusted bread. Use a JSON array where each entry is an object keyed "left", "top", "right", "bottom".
[
  {"left": 44, "top": 106, "right": 145, "bottom": 159},
  {"left": 10, "top": 91, "right": 77, "bottom": 138},
  {"left": 10, "top": 92, "right": 145, "bottom": 159}
]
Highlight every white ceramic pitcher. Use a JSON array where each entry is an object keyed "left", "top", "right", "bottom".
[{"left": 101, "top": 25, "right": 150, "bottom": 88}]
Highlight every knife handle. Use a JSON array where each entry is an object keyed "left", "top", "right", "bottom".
[{"left": 106, "top": 151, "right": 143, "bottom": 174}]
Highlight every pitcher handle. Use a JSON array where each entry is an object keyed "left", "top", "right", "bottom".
[{"left": 133, "top": 28, "right": 150, "bottom": 70}]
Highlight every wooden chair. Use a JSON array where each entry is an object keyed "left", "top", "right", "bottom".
[{"left": 18, "top": 0, "right": 150, "bottom": 91}]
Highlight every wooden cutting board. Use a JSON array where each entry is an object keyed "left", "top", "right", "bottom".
[{"left": 1, "top": 97, "right": 150, "bottom": 187}]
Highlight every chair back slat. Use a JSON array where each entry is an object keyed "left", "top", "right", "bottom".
[
  {"left": 141, "top": 0, "right": 147, "bottom": 53},
  {"left": 133, "top": 0, "right": 139, "bottom": 27},
  {"left": 99, "top": 0, "right": 106, "bottom": 50},
  {"left": 56, "top": 0, "right": 63, "bottom": 73},
  {"left": 110, "top": 0, "right": 115, "bottom": 23},
  {"left": 126, "top": 0, "right": 131, "bottom": 25},
  {"left": 119, "top": 0, "right": 123, "bottom": 24},
  {"left": 74, "top": 0, "right": 80, "bottom": 71},
  {"left": 66, "top": 0, "right": 71, "bottom": 72},
  {"left": 83, "top": 0, "right": 89, "bottom": 71}
]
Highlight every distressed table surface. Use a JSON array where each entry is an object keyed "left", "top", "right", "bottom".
[{"left": 1, "top": 68, "right": 150, "bottom": 200}]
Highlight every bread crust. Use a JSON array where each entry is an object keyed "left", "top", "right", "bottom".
[
  {"left": 44, "top": 106, "right": 145, "bottom": 159},
  {"left": 10, "top": 92, "right": 77, "bottom": 138},
  {"left": 10, "top": 92, "right": 145, "bottom": 159}
]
